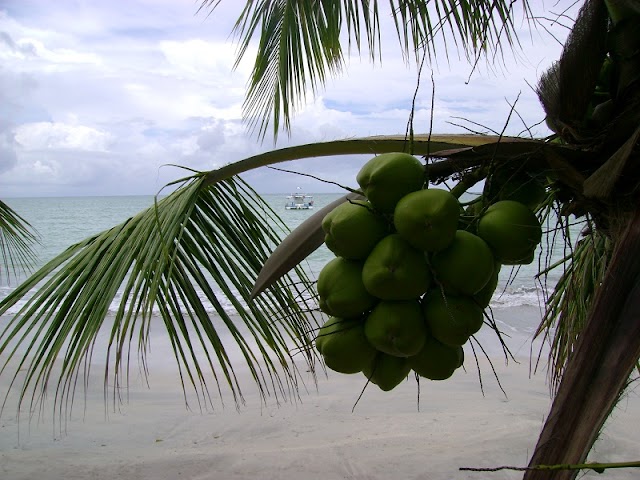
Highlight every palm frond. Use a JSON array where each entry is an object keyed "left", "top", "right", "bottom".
[
  {"left": 0, "top": 200, "right": 39, "bottom": 285},
  {"left": 0, "top": 176, "right": 321, "bottom": 417},
  {"left": 534, "top": 222, "right": 611, "bottom": 392},
  {"left": 391, "top": 0, "right": 522, "bottom": 65},
  {"left": 199, "top": 0, "right": 530, "bottom": 139},
  {"left": 203, "top": 0, "right": 353, "bottom": 140}
]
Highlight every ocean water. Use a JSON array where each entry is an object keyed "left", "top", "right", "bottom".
[{"left": 1, "top": 193, "right": 569, "bottom": 319}]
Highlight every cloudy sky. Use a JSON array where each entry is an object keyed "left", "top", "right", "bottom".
[{"left": 1, "top": 0, "right": 578, "bottom": 197}]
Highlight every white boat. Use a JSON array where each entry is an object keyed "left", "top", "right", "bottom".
[{"left": 285, "top": 190, "right": 314, "bottom": 210}]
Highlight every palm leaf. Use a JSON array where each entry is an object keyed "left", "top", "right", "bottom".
[
  {"left": 0, "top": 200, "right": 38, "bottom": 284},
  {"left": 199, "top": 0, "right": 530, "bottom": 139},
  {"left": 535, "top": 222, "right": 611, "bottom": 392},
  {"left": 0, "top": 176, "right": 321, "bottom": 416}
]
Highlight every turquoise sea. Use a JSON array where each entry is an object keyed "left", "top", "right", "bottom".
[{"left": 1, "top": 193, "right": 568, "bottom": 326}]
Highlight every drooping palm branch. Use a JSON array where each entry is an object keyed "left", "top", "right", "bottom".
[
  {"left": 0, "top": 176, "right": 325, "bottom": 416},
  {"left": 0, "top": 200, "right": 39, "bottom": 284},
  {"left": 199, "top": 0, "right": 530, "bottom": 139},
  {"left": 534, "top": 223, "right": 611, "bottom": 392}
]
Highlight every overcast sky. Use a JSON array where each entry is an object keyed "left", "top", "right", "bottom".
[{"left": 1, "top": 0, "right": 578, "bottom": 197}]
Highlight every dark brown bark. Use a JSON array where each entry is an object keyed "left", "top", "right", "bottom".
[{"left": 524, "top": 207, "right": 640, "bottom": 479}]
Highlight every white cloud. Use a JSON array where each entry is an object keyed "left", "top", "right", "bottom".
[
  {"left": 14, "top": 122, "right": 113, "bottom": 151},
  {"left": 0, "top": 132, "right": 18, "bottom": 173},
  {"left": 19, "top": 37, "right": 102, "bottom": 66},
  {"left": 32, "top": 159, "right": 57, "bottom": 176},
  {"left": 197, "top": 122, "right": 225, "bottom": 152},
  {"left": 159, "top": 39, "right": 237, "bottom": 76}
]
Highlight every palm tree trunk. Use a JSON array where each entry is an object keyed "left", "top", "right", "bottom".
[{"left": 524, "top": 207, "right": 640, "bottom": 479}]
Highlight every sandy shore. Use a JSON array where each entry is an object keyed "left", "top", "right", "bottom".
[{"left": 1, "top": 307, "right": 638, "bottom": 480}]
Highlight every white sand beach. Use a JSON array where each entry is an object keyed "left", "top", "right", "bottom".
[{"left": 1, "top": 307, "right": 638, "bottom": 480}]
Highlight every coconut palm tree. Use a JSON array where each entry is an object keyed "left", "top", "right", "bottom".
[{"left": 1, "top": 1, "right": 639, "bottom": 478}]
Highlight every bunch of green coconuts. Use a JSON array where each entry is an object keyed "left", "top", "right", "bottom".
[{"left": 315, "top": 152, "right": 543, "bottom": 391}]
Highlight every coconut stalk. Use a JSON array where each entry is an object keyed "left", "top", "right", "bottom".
[{"left": 524, "top": 207, "right": 640, "bottom": 479}]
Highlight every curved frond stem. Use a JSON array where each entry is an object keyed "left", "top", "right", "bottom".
[{"left": 202, "top": 133, "right": 536, "bottom": 186}]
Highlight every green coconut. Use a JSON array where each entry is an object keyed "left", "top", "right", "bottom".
[
  {"left": 473, "top": 262, "right": 501, "bottom": 308},
  {"left": 410, "top": 335, "right": 464, "bottom": 380},
  {"left": 477, "top": 200, "right": 542, "bottom": 265},
  {"left": 422, "top": 290, "right": 484, "bottom": 346},
  {"left": 356, "top": 152, "right": 425, "bottom": 213},
  {"left": 463, "top": 199, "right": 484, "bottom": 218},
  {"left": 322, "top": 200, "right": 388, "bottom": 260},
  {"left": 362, "top": 234, "right": 432, "bottom": 300},
  {"left": 516, "top": 249, "right": 536, "bottom": 265},
  {"left": 431, "top": 230, "right": 494, "bottom": 295},
  {"left": 364, "top": 300, "right": 427, "bottom": 357},
  {"left": 315, "top": 316, "right": 342, "bottom": 353},
  {"left": 363, "top": 353, "right": 412, "bottom": 391},
  {"left": 317, "top": 257, "right": 377, "bottom": 318},
  {"left": 393, "top": 188, "right": 460, "bottom": 252},
  {"left": 318, "top": 317, "right": 377, "bottom": 374},
  {"left": 485, "top": 169, "right": 547, "bottom": 210}
]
